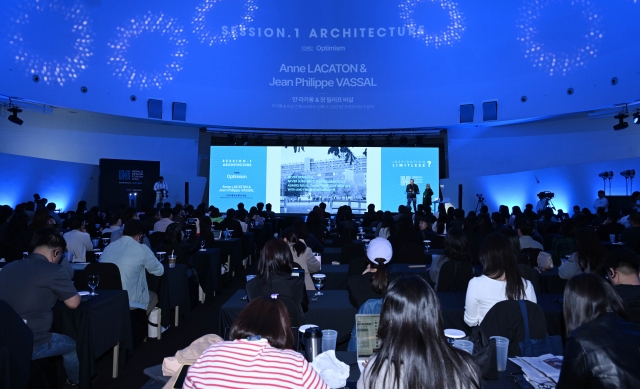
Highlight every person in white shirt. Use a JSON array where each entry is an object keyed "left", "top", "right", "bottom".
[
  {"left": 101, "top": 212, "right": 122, "bottom": 234},
  {"left": 464, "top": 233, "right": 537, "bottom": 327},
  {"left": 593, "top": 190, "right": 609, "bottom": 212},
  {"left": 153, "top": 208, "right": 174, "bottom": 232},
  {"left": 517, "top": 218, "right": 544, "bottom": 250},
  {"left": 62, "top": 215, "right": 93, "bottom": 262},
  {"left": 153, "top": 176, "right": 168, "bottom": 206}
]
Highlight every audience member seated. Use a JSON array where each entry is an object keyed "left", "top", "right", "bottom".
[
  {"left": 110, "top": 208, "right": 151, "bottom": 248},
  {"left": 282, "top": 228, "right": 320, "bottom": 291},
  {"left": 305, "top": 209, "right": 327, "bottom": 243},
  {"left": 357, "top": 276, "right": 481, "bottom": 389},
  {"left": 31, "top": 208, "right": 56, "bottom": 232},
  {"left": 388, "top": 215, "right": 422, "bottom": 259},
  {"left": 621, "top": 212, "right": 640, "bottom": 249},
  {"left": 377, "top": 213, "right": 395, "bottom": 239},
  {"left": 264, "top": 202, "right": 277, "bottom": 220},
  {"left": 0, "top": 228, "right": 80, "bottom": 389},
  {"left": 102, "top": 211, "right": 122, "bottom": 234},
  {"left": 347, "top": 238, "right": 397, "bottom": 309},
  {"left": 46, "top": 202, "right": 62, "bottom": 225},
  {"left": 62, "top": 215, "right": 93, "bottom": 263},
  {"left": 217, "top": 208, "right": 243, "bottom": 238},
  {"left": 464, "top": 233, "right": 537, "bottom": 327},
  {"left": 246, "top": 238, "right": 308, "bottom": 327},
  {"left": 556, "top": 273, "right": 640, "bottom": 388},
  {"left": 248, "top": 206, "right": 264, "bottom": 226},
  {"left": 292, "top": 218, "right": 324, "bottom": 253},
  {"left": 183, "top": 296, "right": 328, "bottom": 389},
  {"left": 159, "top": 222, "right": 200, "bottom": 267},
  {"left": 603, "top": 249, "right": 640, "bottom": 323},
  {"left": 153, "top": 208, "right": 174, "bottom": 232},
  {"left": 597, "top": 213, "right": 625, "bottom": 241},
  {"left": 430, "top": 227, "right": 471, "bottom": 290},
  {"left": 101, "top": 220, "right": 164, "bottom": 314},
  {"left": 517, "top": 218, "right": 543, "bottom": 250},
  {"left": 417, "top": 215, "right": 438, "bottom": 241},
  {"left": 362, "top": 203, "right": 378, "bottom": 227},
  {"left": 549, "top": 218, "right": 576, "bottom": 263},
  {"left": 337, "top": 206, "right": 359, "bottom": 238},
  {"left": 559, "top": 227, "right": 607, "bottom": 280},
  {"left": 0, "top": 212, "right": 32, "bottom": 262}
]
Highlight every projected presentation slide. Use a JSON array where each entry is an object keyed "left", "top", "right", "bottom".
[{"left": 209, "top": 146, "right": 439, "bottom": 214}]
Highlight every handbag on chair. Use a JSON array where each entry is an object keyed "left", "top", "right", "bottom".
[{"left": 518, "top": 300, "right": 563, "bottom": 357}]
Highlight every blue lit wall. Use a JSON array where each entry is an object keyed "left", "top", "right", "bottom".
[
  {"left": 0, "top": 0, "right": 638, "bottom": 129},
  {"left": 0, "top": 153, "right": 98, "bottom": 210}
]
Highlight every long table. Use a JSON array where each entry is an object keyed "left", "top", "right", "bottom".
[
  {"left": 146, "top": 264, "right": 191, "bottom": 328},
  {"left": 192, "top": 248, "right": 221, "bottom": 301},
  {"left": 52, "top": 290, "right": 133, "bottom": 389},
  {"left": 209, "top": 238, "right": 243, "bottom": 275},
  {"left": 219, "top": 289, "right": 357, "bottom": 345}
]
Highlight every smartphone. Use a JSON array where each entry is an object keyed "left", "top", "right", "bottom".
[
  {"left": 187, "top": 218, "right": 197, "bottom": 224},
  {"left": 173, "top": 364, "right": 191, "bottom": 388}
]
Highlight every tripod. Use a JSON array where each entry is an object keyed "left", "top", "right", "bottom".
[{"left": 475, "top": 198, "right": 486, "bottom": 213}]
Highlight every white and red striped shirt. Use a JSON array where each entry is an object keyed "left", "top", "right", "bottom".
[{"left": 183, "top": 339, "right": 329, "bottom": 389}]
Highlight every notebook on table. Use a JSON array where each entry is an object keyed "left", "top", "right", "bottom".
[{"left": 355, "top": 314, "right": 381, "bottom": 373}]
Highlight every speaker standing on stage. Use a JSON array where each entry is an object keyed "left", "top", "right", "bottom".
[
  {"left": 406, "top": 179, "right": 419, "bottom": 213},
  {"left": 154, "top": 176, "right": 169, "bottom": 206},
  {"left": 423, "top": 183, "right": 434, "bottom": 210}
]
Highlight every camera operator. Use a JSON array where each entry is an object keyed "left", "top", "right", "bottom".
[{"left": 536, "top": 192, "right": 548, "bottom": 213}]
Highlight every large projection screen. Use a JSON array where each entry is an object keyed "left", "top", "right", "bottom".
[{"left": 209, "top": 146, "right": 439, "bottom": 214}]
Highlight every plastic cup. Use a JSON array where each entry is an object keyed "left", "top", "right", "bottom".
[
  {"left": 94, "top": 252, "right": 103, "bottom": 261},
  {"left": 156, "top": 252, "right": 166, "bottom": 262},
  {"left": 91, "top": 238, "right": 100, "bottom": 247},
  {"left": 453, "top": 340, "right": 474, "bottom": 354},
  {"left": 491, "top": 336, "right": 509, "bottom": 371},
  {"left": 321, "top": 329, "right": 338, "bottom": 352},
  {"left": 168, "top": 254, "right": 176, "bottom": 268},
  {"left": 610, "top": 234, "right": 616, "bottom": 244}
]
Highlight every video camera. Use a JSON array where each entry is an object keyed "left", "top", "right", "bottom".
[{"left": 538, "top": 191, "right": 554, "bottom": 200}]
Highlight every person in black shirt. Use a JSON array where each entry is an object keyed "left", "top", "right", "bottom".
[
  {"left": 405, "top": 179, "right": 419, "bottom": 213},
  {"left": 604, "top": 249, "right": 640, "bottom": 323},
  {"left": 218, "top": 208, "right": 243, "bottom": 238}
]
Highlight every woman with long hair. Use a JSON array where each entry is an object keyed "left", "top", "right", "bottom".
[
  {"left": 281, "top": 228, "right": 320, "bottom": 290},
  {"left": 184, "top": 296, "right": 328, "bottom": 389},
  {"left": 347, "top": 238, "right": 395, "bottom": 309},
  {"left": 556, "top": 274, "right": 640, "bottom": 388},
  {"left": 464, "top": 232, "right": 537, "bottom": 326},
  {"left": 378, "top": 213, "right": 395, "bottom": 239},
  {"left": 429, "top": 227, "right": 471, "bottom": 290},
  {"left": 559, "top": 227, "right": 607, "bottom": 280},
  {"left": 358, "top": 276, "right": 481, "bottom": 389},
  {"left": 159, "top": 221, "right": 200, "bottom": 266},
  {"left": 247, "top": 238, "right": 308, "bottom": 327}
]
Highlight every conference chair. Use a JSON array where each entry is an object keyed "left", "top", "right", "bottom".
[
  {"left": 85, "top": 263, "right": 123, "bottom": 290},
  {"left": 0, "top": 300, "right": 34, "bottom": 389},
  {"left": 436, "top": 261, "right": 474, "bottom": 293}
]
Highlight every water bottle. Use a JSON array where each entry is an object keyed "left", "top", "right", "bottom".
[{"left": 303, "top": 327, "right": 323, "bottom": 362}]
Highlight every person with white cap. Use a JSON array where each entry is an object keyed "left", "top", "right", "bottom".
[{"left": 347, "top": 238, "right": 398, "bottom": 309}]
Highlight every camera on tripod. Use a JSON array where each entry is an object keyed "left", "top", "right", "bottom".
[
  {"left": 538, "top": 191, "right": 554, "bottom": 200},
  {"left": 476, "top": 194, "right": 485, "bottom": 202}
]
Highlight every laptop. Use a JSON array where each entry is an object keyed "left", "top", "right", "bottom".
[
  {"left": 355, "top": 314, "right": 381, "bottom": 373},
  {"left": 212, "top": 230, "right": 222, "bottom": 240}
]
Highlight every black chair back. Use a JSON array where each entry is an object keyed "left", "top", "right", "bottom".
[
  {"left": 480, "top": 300, "right": 548, "bottom": 357},
  {"left": 518, "top": 264, "right": 540, "bottom": 296},
  {"left": 149, "top": 232, "right": 166, "bottom": 250},
  {"left": 340, "top": 243, "right": 366, "bottom": 265},
  {"left": 85, "top": 262, "right": 123, "bottom": 290},
  {"left": 394, "top": 243, "right": 425, "bottom": 265},
  {"left": 520, "top": 248, "right": 542, "bottom": 267},
  {"left": 0, "top": 300, "right": 34, "bottom": 389}
]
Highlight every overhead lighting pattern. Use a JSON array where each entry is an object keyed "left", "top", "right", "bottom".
[
  {"left": 193, "top": 0, "right": 257, "bottom": 45},
  {"left": 9, "top": 0, "right": 93, "bottom": 86},
  {"left": 517, "top": 0, "right": 602, "bottom": 76},
  {"left": 613, "top": 113, "right": 629, "bottom": 131},
  {"left": 7, "top": 107, "right": 23, "bottom": 126},
  {"left": 107, "top": 12, "right": 187, "bottom": 89},
  {"left": 399, "top": 0, "right": 465, "bottom": 48}
]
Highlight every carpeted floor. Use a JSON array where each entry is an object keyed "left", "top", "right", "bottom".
[{"left": 91, "top": 262, "right": 256, "bottom": 389}]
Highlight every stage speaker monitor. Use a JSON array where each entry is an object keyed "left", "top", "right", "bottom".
[
  {"left": 483, "top": 101, "right": 498, "bottom": 121},
  {"left": 460, "top": 104, "right": 474, "bottom": 123},
  {"left": 148, "top": 99, "right": 162, "bottom": 119},
  {"left": 172, "top": 102, "right": 187, "bottom": 121}
]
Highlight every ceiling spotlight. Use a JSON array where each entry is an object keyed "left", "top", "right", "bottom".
[
  {"left": 340, "top": 135, "right": 347, "bottom": 146},
  {"left": 320, "top": 135, "right": 328, "bottom": 146},
  {"left": 351, "top": 137, "right": 359, "bottom": 146},
  {"left": 613, "top": 113, "right": 629, "bottom": 131},
  {"left": 633, "top": 111, "right": 640, "bottom": 125},
  {"left": 399, "top": 136, "right": 408, "bottom": 147},
  {"left": 366, "top": 135, "right": 374, "bottom": 146},
  {"left": 621, "top": 169, "right": 636, "bottom": 178},
  {"left": 7, "top": 107, "right": 23, "bottom": 126},
  {"left": 226, "top": 134, "right": 235, "bottom": 145},
  {"left": 276, "top": 135, "right": 284, "bottom": 145}
]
